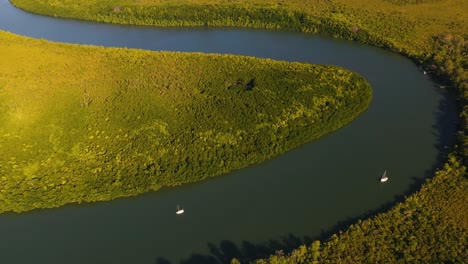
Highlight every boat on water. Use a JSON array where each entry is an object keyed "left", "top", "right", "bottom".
[
  {"left": 380, "top": 170, "right": 388, "bottom": 182},
  {"left": 176, "top": 205, "right": 184, "bottom": 215}
]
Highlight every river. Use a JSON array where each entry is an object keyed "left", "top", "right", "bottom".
[{"left": 0, "top": 0, "right": 458, "bottom": 263}]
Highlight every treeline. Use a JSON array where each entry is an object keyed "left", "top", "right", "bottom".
[
  {"left": 428, "top": 34, "right": 468, "bottom": 160},
  {"left": 248, "top": 154, "right": 467, "bottom": 263},
  {"left": 6, "top": 0, "right": 468, "bottom": 262},
  {"left": 0, "top": 30, "right": 371, "bottom": 213},
  {"left": 93, "top": 5, "right": 381, "bottom": 45},
  {"left": 10, "top": 0, "right": 393, "bottom": 49},
  {"left": 10, "top": 0, "right": 460, "bottom": 64}
]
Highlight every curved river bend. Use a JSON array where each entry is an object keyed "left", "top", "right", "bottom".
[{"left": 0, "top": 0, "right": 458, "bottom": 263}]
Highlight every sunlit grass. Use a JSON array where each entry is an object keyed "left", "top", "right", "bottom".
[
  {"left": 4, "top": 0, "right": 467, "bottom": 262},
  {"left": 0, "top": 30, "right": 371, "bottom": 213}
]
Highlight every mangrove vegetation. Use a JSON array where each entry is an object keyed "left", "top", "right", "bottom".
[
  {"left": 5, "top": 0, "right": 468, "bottom": 262},
  {"left": 0, "top": 30, "right": 371, "bottom": 213}
]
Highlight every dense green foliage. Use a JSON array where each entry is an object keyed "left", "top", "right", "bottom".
[
  {"left": 249, "top": 154, "right": 467, "bottom": 263},
  {"left": 10, "top": 0, "right": 467, "bottom": 54},
  {"left": 8, "top": 0, "right": 398, "bottom": 49},
  {"left": 6, "top": 0, "right": 468, "bottom": 262},
  {"left": 430, "top": 34, "right": 468, "bottom": 160},
  {"left": 0, "top": 30, "right": 371, "bottom": 213}
]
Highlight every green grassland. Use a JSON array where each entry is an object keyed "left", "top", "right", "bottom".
[
  {"left": 5, "top": 0, "right": 468, "bottom": 262},
  {"left": 0, "top": 30, "right": 371, "bottom": 213}
]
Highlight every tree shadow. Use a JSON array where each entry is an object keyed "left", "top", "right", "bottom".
[
  {"left": 155, "top": 78, "right": 461, "bottom": 264},
  {"left": 430, "top": 82, "right": 459, "bottom": 166},
  {"left": 178, "top": 233, "right": 312, "bottom": 264},
  {"left": 155, "top": 258, "right": 172, "bottom": 264},
  {"left": 316, "top": 83, "right": 461, "bottom": 241},
  {"left": 155, "top": 178, "right": 452, "bottom": 264}
]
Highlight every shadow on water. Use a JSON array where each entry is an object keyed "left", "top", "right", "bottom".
[
  {"left": 155, "top": 233, "right": 313, "bottom": 264},
  {"left": 429, "top": 83, "right": 460, "bottom": 172},
  {"left": 154, "top": 191, "right": 414, "bottom": 264},
  {"left": 152, "top": 86, "right": 460, "bottom": 264},
  {"left": 0, "top": 2, "right": 461, "bottom": 263},
  {"left": 153, "top": 200, "right": 394, "bottom": 264},
  {"left": 152, "top": 195, "right": 431, "bottom": 264}
]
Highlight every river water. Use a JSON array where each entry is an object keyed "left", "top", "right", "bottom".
[{"left": 0, "top": 0, "right": 458, "bottom": 263}]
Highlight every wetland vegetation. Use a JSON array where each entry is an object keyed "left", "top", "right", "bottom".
[
  {"left": 0, "top": 30, "right": 371, "bottom": 213},
  {"left": 5, "top": 0, "right": 468, "bottom": 262}
]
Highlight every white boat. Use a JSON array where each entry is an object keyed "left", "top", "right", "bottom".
[
  {"left": 176, "top": 205, "right": 184, "bottom": 215},
  {"left": 380, "top": 170, "right": 388, "bottom": 182}
]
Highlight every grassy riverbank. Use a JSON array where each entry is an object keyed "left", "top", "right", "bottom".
[
  {"left": 10, "top": 0, "right": 468, "bottom": 56},
  {"left": 6, "top": 0, "right": 468, "bottom": 262},
  {"left": 0, "top": 30, "right": 371, "bottom": 213}
]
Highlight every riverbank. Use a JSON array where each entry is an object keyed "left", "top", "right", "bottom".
[
  {"left": 5, "top": 0, "right": 468, "bottom": 262},
  {"left": 0, "top": 30, "right": 371, "bottom": 213}
]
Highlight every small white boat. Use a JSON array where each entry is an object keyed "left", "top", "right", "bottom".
[
  {"left": 176, "top": 205, "right": 184, "bottom": 215},
  {"left": 380, "top": 170, "right": 388, "bottom": 182}
]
